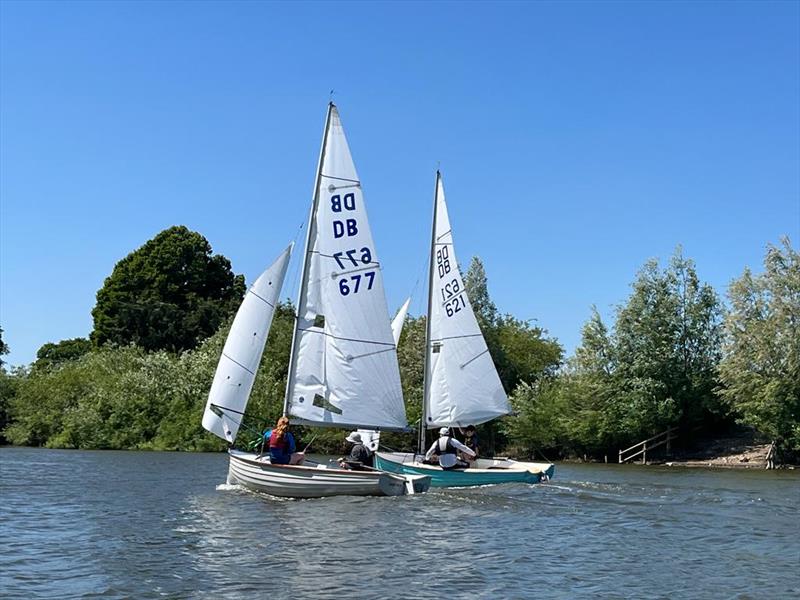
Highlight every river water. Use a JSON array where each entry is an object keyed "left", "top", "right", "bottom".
[{"left": 1, "top": 447, "right": 797, "bottom": 599}]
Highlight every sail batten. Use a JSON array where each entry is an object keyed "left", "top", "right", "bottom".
[
  {"left": 285, "top": 105, "right": 407, "bottom": 430},
  {"left": 424, "top": 174, "right": 510, "bottom": 429},
  {"left": 202, "top": 244, "right": 292, "bottom": 442}
]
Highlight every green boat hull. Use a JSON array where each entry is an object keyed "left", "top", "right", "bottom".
[{"left": 374, "top": 452, "right": 555, "bottom": 488}]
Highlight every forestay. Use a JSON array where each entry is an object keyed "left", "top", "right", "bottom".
[
  {"left": 425, "top": 174, "right": 510, "bottom": 427},
  {"left": 202, "top": 245, "right": 292, "bottom": 442},
  {"left": 286, "top": 105, "right": 407, "bottom": 431}
]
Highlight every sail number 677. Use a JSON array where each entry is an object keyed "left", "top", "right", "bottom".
[{"left": 339, "top": 272, "right": 375, "bottom": 296}]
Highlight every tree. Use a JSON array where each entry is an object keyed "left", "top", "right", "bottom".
[
  {"left": 91, "top": 226, "right": 245, "bottom": 353},
  {"left": 719, "top": 238, "right": 800, "bottom": 457},
  {"left": 463, "top": 257, "right": 498, "bottom": 328},
  {"left": 0, "top": 327, "right": 9, "bottom": 369},
  {"left": 613, "top": 249, "right": 723, "bottom": 438},
  {"left": 0, "top": 328, "right": 15, "bottom": 443},
  {"left": 33, "top": 338, "right": 92, "bottom": 372}
]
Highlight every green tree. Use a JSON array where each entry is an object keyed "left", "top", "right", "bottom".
[
  {"left": 33, "top": 338, "right": 92, "bottom": 372},
  {"left": 613, "top": 249, "right": 723, "bottom": 439},
  {"left": 0, "top": 327, "right": 9, "bottom": 369},
  {"left": 463, "top": 257, "right": 563, "bottom": 453},
  {"left": 91, "top": 226, "right": 245, "bottom": 353},
  {"left": 719, "top": 238, "right": 800, "bottom": 457}
]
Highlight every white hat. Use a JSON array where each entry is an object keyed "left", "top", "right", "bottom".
[
  {"left": 439, "top": 427, "right": 450, "bottom": 436},
  {"left": 345, "top": 432, "right": 362, "bottom": 444}
]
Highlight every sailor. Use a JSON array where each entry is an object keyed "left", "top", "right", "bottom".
[
  {"left": 460, "top": 425, "right": 479, "bottom": 463},
  {"left": 265, "top": 416, "right": 305, "bottom": 465},
  {"left": 338, "top": 431, "right": 373, "bottom": 470},
  {"left": 425, "top": 427, "right": 475, "bottom": 470}
]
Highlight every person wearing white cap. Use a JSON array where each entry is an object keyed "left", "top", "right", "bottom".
[
  {"left": 424, "top": 427, "right": 475, "bottom": 469},
  {"left": 337, "top": 431, "right": 373, "bottom": 471}
]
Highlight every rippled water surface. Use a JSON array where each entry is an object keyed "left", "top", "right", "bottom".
[{"left": 1, "top": 448, "right": 798, "bottom": 599}]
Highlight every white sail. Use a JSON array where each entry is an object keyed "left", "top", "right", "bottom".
[
  {"left": 285, "top": 105, "right": 407, "bottom": 431},
  {"left": 391, "top": 297, "right": 411, "bottom": 346},
  {"left": 425, "top": 173, "right": 510, "bottom": 428},
  {"left": 202, "top": 244, "right": 292, "bottom": 442}
]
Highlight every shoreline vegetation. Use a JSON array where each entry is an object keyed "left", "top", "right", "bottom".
[{"left": 1, "top": 227, "right": 798, "bottom": 467}]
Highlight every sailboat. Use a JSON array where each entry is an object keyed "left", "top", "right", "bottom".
[
  {"left": 375, "top": 171, "right": 556, "bottom": 487},
  {"left": 202, "top": 103, "right": 430, "bottom": 498}
]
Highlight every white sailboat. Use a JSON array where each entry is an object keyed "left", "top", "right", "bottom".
[
  {"left": 375, "top": 171, "right": 555, "bottom": 486},
  {"left": 202, "top": 244, "right": 292, "bottom": 442},
  {"left": 205, "top": 104, "right": 430, "bottom": 498}
]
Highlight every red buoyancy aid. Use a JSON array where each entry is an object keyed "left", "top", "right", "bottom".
[{"left": 269, "top": 430, "right": 288, "bottom": 452}]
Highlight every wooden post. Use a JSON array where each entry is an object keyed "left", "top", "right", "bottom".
[
  {"left": 619, "top": 450, "right": 622, "bottom": 464},
  {"left": 642, "top": 442, "right": 647, "bottom": 465}
]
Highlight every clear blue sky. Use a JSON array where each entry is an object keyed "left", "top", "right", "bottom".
[{"left": 1, "top": 0, "right": 798, "bottom": 367}]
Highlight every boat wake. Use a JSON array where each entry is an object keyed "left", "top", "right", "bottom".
[{"left": 215, "top": 483, "right": 242, "bottom": 492}]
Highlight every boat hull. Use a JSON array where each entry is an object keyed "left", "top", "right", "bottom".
[
  {"left": 226, "top": 450, "right": 430, "bottom": 498},
  {"left": 374, "top": 452, "right": 555, "bottom": 487}
]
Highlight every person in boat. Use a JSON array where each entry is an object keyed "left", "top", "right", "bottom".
[
  {"left": 459, "top": 425, "right": 479, "bottom": 464},
  {"left": 425, "top": 427, "right": 476, "bottom": 470},
  {"left": 338, "top": 431, "right": 373, "bottom": 471},
  {"left": 264, "top": 416, "right": 305, "bottom": 465}
]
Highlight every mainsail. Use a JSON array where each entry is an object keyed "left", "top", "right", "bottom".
[
  {"left": 284, "top": 104, "right": 407, "bottom": 431},
  {"left": 424, "top": 172, "right": 510, "bottom": 428},
  {"left": 202, "top": 244, "right": 292, "bottom": 442}
]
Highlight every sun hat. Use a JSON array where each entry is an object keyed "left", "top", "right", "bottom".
[
  {"left": 439, "top": 427, "right": 450, "bottom": 436},
  {"left": 345, "top": 432, "right": 362, "bottom": 444}
]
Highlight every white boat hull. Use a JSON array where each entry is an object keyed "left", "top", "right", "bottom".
[{"left": 226, "top": 450, "right": 430, "bottom": 498}]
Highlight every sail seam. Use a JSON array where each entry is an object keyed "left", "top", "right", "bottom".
[
  {"left": 298, "top": 327, "right": 396, "bottom": 347},
  {"left": 248, "top": 289, "right": 276, "bottom": 308},
  {"left": 430, "top": 333, "right": 483, "bottom": 342},
  {"left": 321, "top": 174, "right": 360, "bottom": 184},
  {"left": 222, "top": 352, "right": 256, "bottom": 376}
]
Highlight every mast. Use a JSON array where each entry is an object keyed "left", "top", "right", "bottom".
[
  {"left": 282, "top": 102, "right": 335, "bottom": 417},
  {"left": 418, "top": 170, "right": 440, "bottom": 455}
]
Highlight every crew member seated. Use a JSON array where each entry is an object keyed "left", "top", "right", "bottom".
[{"left": 425, "top": 427, "right": 475, "bottom": 470}]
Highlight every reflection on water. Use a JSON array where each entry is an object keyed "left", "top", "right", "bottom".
[{"left": 1, "top": 448, "right": 798, "bottom": 599}]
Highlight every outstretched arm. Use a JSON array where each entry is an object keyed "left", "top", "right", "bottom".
[
  {"left": 424, "top": 440, "right": 438, "bottom": 461},
  {"left": 449, "top": 438, "right": 476, "bottom": 458}
]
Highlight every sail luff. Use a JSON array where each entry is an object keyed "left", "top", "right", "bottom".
[
  {"left": 282, "top": 103, "right": 335, "bottom": 417},
  {"left": 418, "top": 170, "right": 440, "bottom": 455}
]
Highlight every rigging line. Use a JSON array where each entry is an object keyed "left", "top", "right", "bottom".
[
  {"left": 297, "top": 327, "right": 396, "bottom": 348},
  {"left": 221, "top": 352, "right": 256, "bottom": 376},
  {"left": 210, "top": 403, "right": 246, "bottom": 417},
  {"left": 248, "top": 288, "right": 276, "bottom": 308},
  {"left": 287, "top": 220, "right": 306, "bottom": 305},
  {"left": 459, "top": 348, "right": 490, "bottom": 370},
  {"left": 321, "top": 174, "right": 360, "bottom": 184},
  {"left": 209, "top": 405, "right": 266, "bottom": 440}
]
